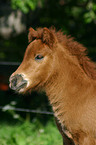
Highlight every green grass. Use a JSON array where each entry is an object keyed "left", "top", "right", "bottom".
[{"left": 0, "top": 120, "right": 62, "bottom": 145}]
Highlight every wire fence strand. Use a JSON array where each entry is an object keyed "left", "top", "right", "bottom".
[
  {"left": 0, "top": 106, "right": 54, "bottom": 115},
  {"left": 0, "top": 61, "right": 20, "bottom": 66}
]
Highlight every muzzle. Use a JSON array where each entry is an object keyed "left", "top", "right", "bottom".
[{"left": 9, "top": 74, "right": 27, "bottom": 92}]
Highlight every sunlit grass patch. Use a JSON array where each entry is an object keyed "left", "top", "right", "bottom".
[{"left": 0, "top": 120, "right": 62, "bottom": 145}]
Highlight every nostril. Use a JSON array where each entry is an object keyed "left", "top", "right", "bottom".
[{"left": 11, "top": 77, "right": 17, "bottom": 87}]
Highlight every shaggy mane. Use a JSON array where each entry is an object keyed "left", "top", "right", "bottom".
[{"left": 29, "top": 27, "right": 96, "bottom": 79}]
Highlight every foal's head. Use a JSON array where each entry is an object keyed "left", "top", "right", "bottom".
[
  {"left": 9, "top": 27, "right": 96, "bottom": 93},
  {"left": 9, "top": 28, "right": 58, "bottom": 93}
]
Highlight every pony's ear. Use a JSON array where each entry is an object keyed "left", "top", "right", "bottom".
[
  {"left": 42, "top": 28, "right": 57, "bottom": 47},
  {"left": 28, "top": 27, "right": 37, "bottom": 43}
]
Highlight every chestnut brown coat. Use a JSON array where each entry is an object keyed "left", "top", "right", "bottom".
[{"left": 9, "top": 27, "right": 96, "bottom": 145}]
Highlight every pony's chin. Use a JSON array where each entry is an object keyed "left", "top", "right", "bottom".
[
  {"left": 18, "top": 88, "right": 26, "bottom": 93},
  {"left": 23, "top": 81, "right": 42, "bottom": 94},
  {"left": 16, "top": 80, "right": 42, "bottom": 94}
]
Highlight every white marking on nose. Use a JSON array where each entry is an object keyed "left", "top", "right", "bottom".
[{"left": 20, "top": 73, "right": 30, "bottom": 88}]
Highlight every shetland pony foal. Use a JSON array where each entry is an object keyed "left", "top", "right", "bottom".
[{"left": 9, "top": 27, "right": 96, "bottom": 145}]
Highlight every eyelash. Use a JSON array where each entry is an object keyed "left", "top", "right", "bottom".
[{"left": 35, "top": 55, "right": 44, "bottom": 60}]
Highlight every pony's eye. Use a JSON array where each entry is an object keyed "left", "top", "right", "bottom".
[{"left": 35, "top": 55, "right": 44, "bottom": 60}]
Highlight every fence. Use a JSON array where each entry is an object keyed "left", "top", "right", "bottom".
[{"left": 0, "top": 106, "right": 53, "bottom": 115}]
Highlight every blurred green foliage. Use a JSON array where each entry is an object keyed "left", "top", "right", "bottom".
[
  {"left": 84, "top": 1, "right": 96, "bottom": 23},
  {"left": 11, "top": 0, "right": 44, "bottom": 13},
  {"left": 0, "top": 120, "right": 62, "bottom": 145},
  {"left": 11, "top": 0, "right": 96, "bottom": 24}
]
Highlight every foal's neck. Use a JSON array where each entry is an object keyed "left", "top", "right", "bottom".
[{"left": 45, "top": 52, "right": 93, "bottom": 125}]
